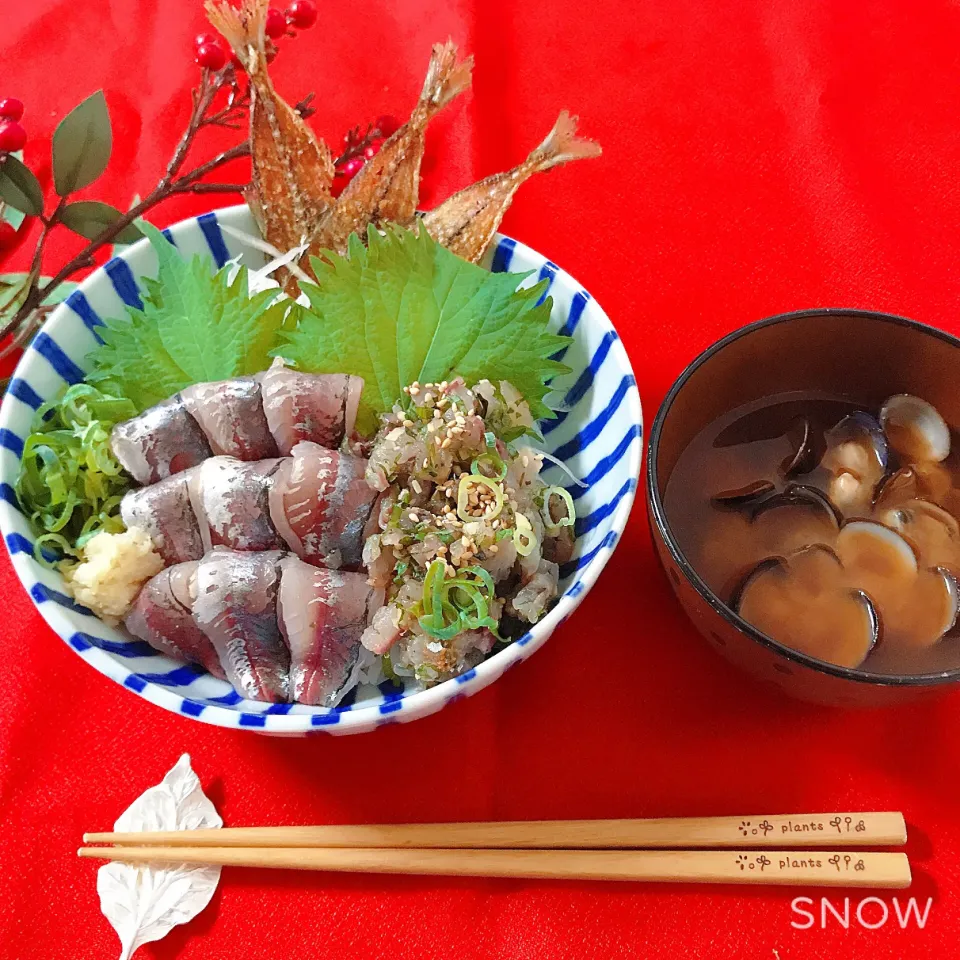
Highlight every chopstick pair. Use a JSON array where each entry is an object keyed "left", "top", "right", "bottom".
[{"left": 79, "top": 812, "right": 912, "bottom": 888}]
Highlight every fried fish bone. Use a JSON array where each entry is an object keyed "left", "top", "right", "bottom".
[
  {"left": 206, "top": 0, "right": 335, "bottom": 289},
  {"left": 312, "top": 41, "right": 473, "bottom": 256},
  {"left": 421, "top": 111, "right": 602, "bottom": 263}
]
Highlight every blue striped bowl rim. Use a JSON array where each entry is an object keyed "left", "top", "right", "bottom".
[{"left": 0, "top": 205, "right": 642, "bottom": 735}]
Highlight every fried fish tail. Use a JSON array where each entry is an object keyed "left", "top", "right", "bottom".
[
  {"left": 206, "top": 0, "right": 335, "bottom": 291},
  {"left": 530, "top": 109, "right": 603, "bottom": 169},
  {"left": 418, "top": 39, "right": 474, "bottom": 118},
  {"left": 312, "top": 41, "right": 473, "bottom": 253},
  {"left": 422, "top": 110, "right": 600, "bottom": 262},
  {"left": 205, "top": 0, "right": 263, "bottom": 69}
]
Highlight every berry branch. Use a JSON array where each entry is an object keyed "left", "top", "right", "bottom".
[
  {"left": 1, "top": 0, "right": 405, "bottom": 390},
  {"left": 0, "top": 68, "right": 253, "bottom": 355}
]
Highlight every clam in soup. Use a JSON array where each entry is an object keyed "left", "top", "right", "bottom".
[{"left": 664, "top": 392, "right": 960, "bottom": 673}]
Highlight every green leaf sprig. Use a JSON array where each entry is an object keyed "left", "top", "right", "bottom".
[
  {"left": 86, "top": 223, "right": 294, "bottom": 410},
  {"left": 276, "top": 224, "right": 572, "bottom": 434},
  {"left": 0, "top": 154, "right": 43, "bottom": 217},
  {"left": 1, "top": 67, "right": 255, "bottom": 375}
]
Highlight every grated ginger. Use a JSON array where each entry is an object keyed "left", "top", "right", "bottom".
[{"left": 62, "top": 528, "right": 163, "bottom": 625}]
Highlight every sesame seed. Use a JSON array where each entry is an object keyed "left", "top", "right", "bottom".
[
  {"left": 408, "top": 512, "right": 419, "bottom": 523},
  {"left": 403, "top": 418, "right": 414, "bottom": 428},
  {"left": 409, "top": 385, "right": 420, "bottom": 396},
  {"left": 521, "top": 455, "right": 529, "bottom": 467},
  {"left": 488, "top": 544, "right": 499, "bottom": 554},
  {"left": 411, "top": 479, "right": 422, "bottom": 494},
  {"left": 441, "top": 438, "right": 452, "bottom": 449}
]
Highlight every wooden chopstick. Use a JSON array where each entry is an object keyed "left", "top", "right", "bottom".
[
  {"left": 84, "top": 812, "right": 907, "bottom": 850},
  {"left": 76, "top": 846, "right": 912, "bottom": 888}
]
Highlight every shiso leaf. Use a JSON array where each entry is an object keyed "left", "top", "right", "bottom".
[
  {"left": 87, "top": 223, "right": 287, "bottom": 411},
  {"left": 275, "top": 224, "right": 571, "bottom": 434}
]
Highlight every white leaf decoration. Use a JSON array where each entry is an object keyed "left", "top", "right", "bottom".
[{"left": 96, "top": 754, "right": 223, "bottom": 960}]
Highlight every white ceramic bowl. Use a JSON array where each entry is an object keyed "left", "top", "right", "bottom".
[{"left": 0, "top": 205, "right": 641, "bottom": 735}]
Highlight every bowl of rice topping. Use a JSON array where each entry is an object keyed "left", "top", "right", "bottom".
[
  {"left": 0, "top": 206, "right": 641, "bottom": 734},
  {"left": 360, "top": 377, "right": 578, "bottom": 686}
]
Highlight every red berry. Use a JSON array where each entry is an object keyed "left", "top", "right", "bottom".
[
  {"left": 376, "top": 114, "right": 400, "bottom": 137},
  {"left": 0, "top": 220, "right": 18, "bottom": 250},
  {"left": 341, "top": 156, "right": 364, "bottom": 178},
  {"left": 0, "top": 98, "right": 24, "bottom": 122},
  {"left": 196, "top": 43, "right": 227, "bottom": 71},
  {"left": 287, "top": 0, "right": 318, "bottom": 28},
  {"left": 194, "top": 32, "right": 217, "bottom": 48},
  {"left": 0, "top": 120, "right": 27, "bottom": 153},
  {"left": 265, "top": 7, "right": 286, "bottom": 37}
]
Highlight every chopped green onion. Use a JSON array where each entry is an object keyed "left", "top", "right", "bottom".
[
  {"left": 456, "top": 474, "right": 504, "bottom": 522},
  {"left": 381, "top": 653, "right": 399, "bottom": 682},
  {"left": 16, "top": 384, "right": 136, "bottom": 564},
  {"left": 459, "top": 565, "right": 495, "bottom": 595},
  {"left": 471, "top": 452, "right": 507, "bottom": 481},
  {"left": 418, "top": 559, "right": 499, "bottom": 639},
  {"left": 541, "top": 485, "right": 576, "bottom": 534},
  {"left": 514, "top": 512, "right": 537, "bottom": 556}
]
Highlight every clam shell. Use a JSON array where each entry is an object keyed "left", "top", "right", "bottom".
[
  {"left": 880, "top": 394, "right": 951, "bottom": 463},
  {"left": 711, "top": 479, "right": 776, "bottom": 508}
]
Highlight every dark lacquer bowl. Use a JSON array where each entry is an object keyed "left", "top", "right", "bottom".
[{"left": 647, "top": 308, "right": 960, "bottom": 707}]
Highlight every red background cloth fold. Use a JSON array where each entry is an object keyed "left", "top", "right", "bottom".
[{"left": 2, "top": 1, "right": 959, "bottom": 957}]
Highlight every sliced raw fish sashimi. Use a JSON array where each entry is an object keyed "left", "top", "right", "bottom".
[
  {"left": 181, "top": 377, "right": 279, "bottom": 460},
  {"left": 269, "top": 442, "right": 377, "bottom": 569},
  {"left": 110, "top": 368, "right": 366, "bottom": 487},
  {"left": 111, "top": 396, "right": 212, "bottom": 485},
  {"left": 278, "top": 555, "right": 382, "bottom": 706},
  {"left": 120, "top": 473, "right": 204, "bottom": 565},
  {"left": 259, "top": 360, "right": 363, "bottom": 454},
  {"left": 125, "top": 562, "right": 225, "bottom": 678},
  {"left": 193, "top": 550, "right": 290, "bottom": 702},
  {"left": 196, "top": 457, "right": 285, "bottom": 552}
]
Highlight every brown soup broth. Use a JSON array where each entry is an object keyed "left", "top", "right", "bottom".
[{"left": 664, "top": 391, "right": 960, "bottom": 675}]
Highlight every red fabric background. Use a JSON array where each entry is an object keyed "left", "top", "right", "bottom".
[{"left": 3, "top": 1, "right": 960, "bottom": 957}]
